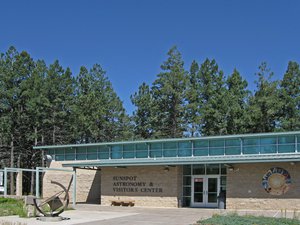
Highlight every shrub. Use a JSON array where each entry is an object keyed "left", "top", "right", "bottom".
[{"left": 0, "top": 197, "right": 27, "bottom": 218}]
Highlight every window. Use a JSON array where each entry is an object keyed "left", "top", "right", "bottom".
[
  {"left": 260, "top": 137, "right": 276, "bottom": 145},
  {"left": 209, "top": 140, "right": 224, "bottom": 155},
  {"left": 136, "top": 143, "right": 148, "bottom": 158},
  {"left": 243, "top": 137, "right": 259, "bottom": 146},
  {"left": 111, "top": 145, "right": 122, "bottom": 159},
  {"left": 123, "top": 144, "right": 135, "bottom": 158},
  {"left": 278, "top": 136, "right": 295, "bottom": 153},
  {"left": 206, "top": 164, "right": 220, "bottom": 174},
  {"left": 178, "top": 141, "right": 192, "bottom": 157},
  {"left": 87, "top": 146, "right": 97, "bottom": 160},
  {"left": 65, "top": 148, "right": 75, "bottom": 161},
  {"left": 98, "top": 146, "right": 110, "bottom": 159},
  {"left": 150, "top": 143, "right": 162, "bottom": 158},
  {"left": 193, "top": 140, "right": 208, "bottom": 156},
  {"left": 76, "top": 147, "right": 86, "bottom": 160},
  {"left": 163, "top": 142, "right": 177, "bottom": 157}
]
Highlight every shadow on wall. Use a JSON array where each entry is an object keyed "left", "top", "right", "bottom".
[{"left": 86, "top": 170, "right": 101, "bottom": 204}]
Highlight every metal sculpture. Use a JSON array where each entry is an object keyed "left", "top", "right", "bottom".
[{"left": 33, "top": 180, "right": 70, "bottom": 217}]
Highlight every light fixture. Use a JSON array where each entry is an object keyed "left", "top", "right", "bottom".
[
  {"left": 163, "top": 166, "right": 170, "bottom": 172},
  {"left": 228, "top": 167, "right": 234, "bottom": 172},
  {"left": 114, "top": 166, "right": 127, "bottom": 169},
  {"left": 224, "top": 163, "right": 235, "bottom": 172}
]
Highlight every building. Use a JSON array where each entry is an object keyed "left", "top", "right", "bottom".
[{"left": 34, "top": 131, "right": 300, "bottom": 210}]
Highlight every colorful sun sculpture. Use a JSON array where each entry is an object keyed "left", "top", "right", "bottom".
[{"left": 262, "top": 167, "right": 291, "bottom": 195}]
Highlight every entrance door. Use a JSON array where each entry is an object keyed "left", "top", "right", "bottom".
[{"left": 191, "top": 175, "right": 220, "bottom": 207}]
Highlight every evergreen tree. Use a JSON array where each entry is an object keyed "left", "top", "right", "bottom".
[
  {"left": 279, "top": 61, "right": 300, "bottom": 131},
  {"left": 248, "top": 62, "right": 281, "bottom": 133},
  {"left": 198, "top": 59, "right": 227, "bottom": 135},
  {"left": 151, "top": 46, "right": 187, "bottom": 138},
  {"left": 74, "top": 64, "right": 131, "bottom": 143},
  {"left": 43, "top": 60, "right": 75, "bottom": 145},
  {"left": 225, "top": 69, "right": 250, "bottom": 134},
  {"left": 24, "top": 60, "right": 48, "bottom": 146},
  {"left": 131, "top": 82, "right": 154, "bottom": 139},
  {"left": 185, "top": 60, "right": 201, "bottom": 136},
  {"left": 0, "top": 47, "right": 35, "bottom": 193}
]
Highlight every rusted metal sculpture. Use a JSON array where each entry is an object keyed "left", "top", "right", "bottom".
[{"left": 33, "top": 180, "right": 70, "bottom": 217}]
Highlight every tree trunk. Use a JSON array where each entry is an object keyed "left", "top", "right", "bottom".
[
  {"left": 10, "top": 137, "right": 14, "bottom": 195},
  {"left": 52, "top": 125, "right": 56, "bottom": 144},
  {"left": 30, "top": 170, "right": 35, "bottom": 195},
  {"left": 30, "top": 126, "right": 38, "bottom": 194}
]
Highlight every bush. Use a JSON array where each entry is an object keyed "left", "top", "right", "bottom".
[{"left": 197, "top": 214, "right": 300, "bottom": 225}]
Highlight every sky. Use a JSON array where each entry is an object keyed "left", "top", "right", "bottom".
[{"left": 1, "top": 1, "right": 300, "bottom": 114}]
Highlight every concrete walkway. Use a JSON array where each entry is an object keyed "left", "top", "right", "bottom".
[{"left": 1, "top": 204, "right": 299, "bottom": 225}]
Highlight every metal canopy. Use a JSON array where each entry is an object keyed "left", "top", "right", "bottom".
[{"left": 62, "top": 152, "right": 300, "bottom": 168}]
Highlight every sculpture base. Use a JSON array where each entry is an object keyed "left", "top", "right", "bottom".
[{"left": 37, "top": 216, "right": 67, "bottom": 222}]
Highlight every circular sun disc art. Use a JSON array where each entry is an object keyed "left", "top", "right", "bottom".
[
  {"left": 262, "top": 167, "right": 291, "bottom": 195},
  {"left": 262, "top": 167, "right": 292, "bottom": 195}
]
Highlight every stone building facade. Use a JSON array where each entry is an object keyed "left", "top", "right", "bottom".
[{"left": 38, "top": 131, "right": 300, "bottom": 210}]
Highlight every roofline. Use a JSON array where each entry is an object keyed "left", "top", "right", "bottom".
[{"left": 33, "top": 131, "right": 300, "bottom": 150}]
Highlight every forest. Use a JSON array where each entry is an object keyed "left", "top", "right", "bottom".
[{"left": 0, "top": 46, "right": 299, "bottom": 170}]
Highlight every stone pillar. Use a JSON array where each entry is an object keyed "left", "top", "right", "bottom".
[{"left": 16, "top": 171, "right": 23, "bottom": 196}]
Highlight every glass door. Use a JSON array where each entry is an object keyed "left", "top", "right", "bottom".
[
  {"left": 206, "top": 176, "right": 219, "bottom": 207},
  {"left": 191, "top": 175, "right": 220, "bottom": 207},
  {"left": 191, "top": 176, "right": 205, "bottom": 207}
]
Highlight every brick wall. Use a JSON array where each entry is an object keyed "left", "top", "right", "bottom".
[
  {"left": 42, "top": 161, "right": 100, "bottom": 203},
  {"left": 226, "top": 162, "right": 300, "bottom": 210},
  {"left": 101, "top": 166, "right": 181, "bottom": 207},
  {"left": 43, "top": 162, "right": 181, "bottom": 207}
]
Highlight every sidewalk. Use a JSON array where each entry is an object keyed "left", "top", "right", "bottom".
[{"left": 1, "top": 204, "right": 299, "bottom": 225}]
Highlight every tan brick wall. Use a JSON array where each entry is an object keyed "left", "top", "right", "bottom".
[
  {"left": 42, "top": 161, "right": 100, "bottom": 203},
  {"left": 227, "top": 162, "right": 300, "bottom": 210},
  {"left": 101, "top": 166, "right": 181, "bottom": 207}
]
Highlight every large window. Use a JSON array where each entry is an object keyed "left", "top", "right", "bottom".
[{"left": 47, "top": 134, "right": 298, "bottom": 161}]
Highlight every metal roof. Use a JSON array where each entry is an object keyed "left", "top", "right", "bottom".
[
  {"left": 33, "top": 131, "right": 300, "bottom": 150},
  {"left": 62, "top": 152, "right": 300, "bottom": 168}
]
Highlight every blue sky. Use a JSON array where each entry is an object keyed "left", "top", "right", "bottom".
[{"left": 1, "top": 1, "right": 300, "bottom": 114}]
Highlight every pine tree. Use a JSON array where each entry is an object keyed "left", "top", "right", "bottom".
[
  {"left": 24, "top": 60, "right": 48, "bottom": 146},
  {"left": 198, "top": 59, "right": 227, "bottom": 135},
  {"left": 185, "top": 60, "right": 201, "bottom": 136},
  {"left": 0, "top": 47, "right": 35, "bottom": 193},
  {"left": 74, "top": 64, "right": 131, "bottom": 143},
  {"left": 279, "top": 61, "right": 300, "bottom": 131},
  {"left": 131, "top": 82, "right": 154, "bottom": 139},
  {"left": 43, "top": 60, "right": 75, "bottom": 145},
  {"left": 225, "top": 69, "right": 250, "bottom": 134},
  {"left": 151, "top": 46, "right": 188, "bottom": 138},
  {"left": 248, "top": 62, "right": 281, "bottom": 133}
]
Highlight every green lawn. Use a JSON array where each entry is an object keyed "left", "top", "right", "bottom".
[
  {"left": 197, "top": 214, "right": 300, "bottom": 225},
  {"left": 0, "top": 197, "right": 27, "bottom": 217}
]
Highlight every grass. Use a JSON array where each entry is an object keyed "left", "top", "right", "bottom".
[
  {"left": 197, "top": 214, "right": 300, "bottom": 225},
  {"left": 0, "top": 197, "right": 27, "bottom": 218}
]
